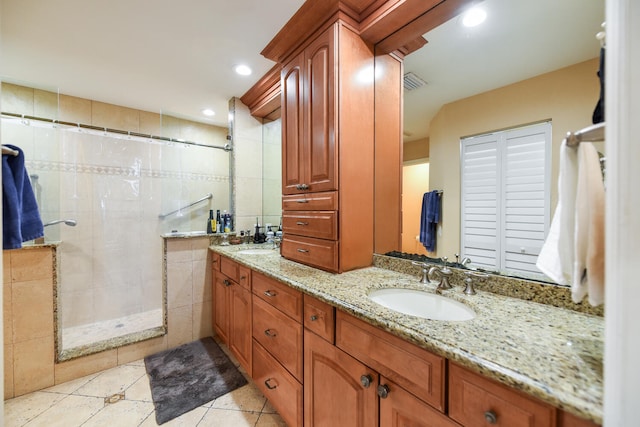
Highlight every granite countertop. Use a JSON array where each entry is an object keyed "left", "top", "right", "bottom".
[{"left": 209, "top": 244, "right": 604, "bottom": 424}]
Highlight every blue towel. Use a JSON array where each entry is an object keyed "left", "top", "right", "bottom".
[
  {"left": 2, "top": 145, "right": 44, "bottom": 249},
  {"left": 419, "top": 190, "right": 441, "bottom": 252}
]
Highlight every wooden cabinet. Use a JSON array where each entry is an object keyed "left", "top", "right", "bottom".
[
  {"left": 304, "top": 328, "right": 378, "bottom": 427},
  {"left": 303, "top": 294, "right": 335, "bottom": 343},
  {"left": 252, "top": 273, "right": 304, "bottom": 427},
  {"left": 305, "top": 310, "right": 456, "bottom": 427},
  {"left": 212, "top": 256, "right": 252, "bottom": 375},
  {"left": 335, "top": 310, "right": 446, "bottom": 412},
  {"left": 449, "top": 363, "right": 556, "bottom": 427},
  {"left": 379, "top": 377, "right": 461, "bottom": 427},
  {"left": 281, "top": 22, "right": 375, "bottom": 273}
]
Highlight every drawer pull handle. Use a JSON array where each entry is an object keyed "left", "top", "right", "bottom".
[
  {"left": 296, "top": 183, "right": 310, "bottom": 190},
  {"left": 297, "top": 248, "right": 309, "bottom": 253},
  {"left": 223, "top": 279, "right": 232, "bottom": 287},
  {"left": 296, "top": 221, "right": 309, "bottom": 226},
  {"left": 264, "top": 378, "right": 278, "bottom": 390},
  {"left": 264, "top": 290, "right": 277, "bottom": 297},
  {"left": 377, "top": 384, "right": 390, "bottom": 399},
  {"left": 310, "top": 315, "right": 318, "bottom": 321},
  {"left": 264, "top": 329, "right": 277, "bottom": 338},
  {"left": 484, "top": 410, "right": 498, "bottom": 424},
  {"left": 295, "top": 199, "right": 309, "bottom": 204},
  {"left": 360, "top": 375, "right": 373, "bottom": 388}
]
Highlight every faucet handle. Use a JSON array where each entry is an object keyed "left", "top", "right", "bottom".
[
  {"left": 411, "top": 261, "right": 431, "bottom": 284},
  {"left": 463, "top": 271, "right": 489, "bottom": 295}
]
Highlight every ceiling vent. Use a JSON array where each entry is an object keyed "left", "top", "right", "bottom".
[{"left": 403, "top": 72, "right": 427, "bottom": 91}]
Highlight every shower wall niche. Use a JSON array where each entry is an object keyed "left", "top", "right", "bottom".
[{"left": 1, "top": 83, "right": 230, "bottom": 360}]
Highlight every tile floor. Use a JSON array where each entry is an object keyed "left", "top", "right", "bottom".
[{"left": 4, "top": 344, "right": 286, "bottom": 427}]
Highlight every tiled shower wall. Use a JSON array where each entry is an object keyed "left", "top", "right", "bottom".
[{"left": 1, "top": 83, "right": 230, "bottom": 332}]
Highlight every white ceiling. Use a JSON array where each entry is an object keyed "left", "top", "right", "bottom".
[
  {"left": 403, "top": 0, "right": 605, "bottom": 141},
  {"left": 0, "top": 0, "right": 305, "bottom": 127},
  {"left": 1, "top": 0, "right": 604, "bottom": 137}
]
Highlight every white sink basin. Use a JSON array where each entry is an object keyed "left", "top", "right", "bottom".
[
  {"left": 237, "top": 248, "right": 274, "bottom": 255},
  {"left": 368, "top": 288, "right": 475, "bottom": 321}
]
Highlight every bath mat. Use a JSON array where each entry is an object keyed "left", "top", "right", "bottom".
[{"left": 144, "top": 337, "right": 247, "bottom": 424}]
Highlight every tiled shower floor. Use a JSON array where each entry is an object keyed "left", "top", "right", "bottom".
[{"left": 4, "top": 352, "right": 286, "bottom": 426}]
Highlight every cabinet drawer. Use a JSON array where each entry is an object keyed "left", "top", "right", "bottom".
[
  {"left": 237, "top": 265, "right": 251, "bottom": 290},
  {"left": 252, "top": 272, "right": 303, "bottom": 322},
  {"left": 281, "top": 235, "right": 338, "bottom": 272},
  {"left": 282, "top": 191, "right": 337, "bottom": 211},
  {"left": 282, "top": 211, "right": 337, "bottom": 240},
  {"left": 335, "top": 311, "right": 446, "bottom": 412},
  {"left": 253, "top": 296, "right": 303, "bottom": 381},
  {"left": 558, "top": 410, "right": 600, "bottom": 427},
  {"left": 449, "top": 363, "right": 556, "bottom": 427},
  {"left": 303, "top": 294, "right": 335, "bottom": 343},
  {"left": 220, "top": 256, "right": 239, "bottom": 282},
  {"left": 253, "top": 341, "right": 303, "bottom": 427}
]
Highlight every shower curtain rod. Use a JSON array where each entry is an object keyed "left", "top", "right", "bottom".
[{"left": 1, "top": 111, "right": 233, "bottom": 152}]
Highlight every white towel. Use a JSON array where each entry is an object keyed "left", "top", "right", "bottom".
[
  {"left": 536, "top": 139, "right": 578, "bottom": 286},
  {"left": 572, "top": 142, "right": 605, "bottom": 305}
]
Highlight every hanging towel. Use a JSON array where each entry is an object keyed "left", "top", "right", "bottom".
[
  {"left": 536, "top": 139, "right": 578, "bottom": 286},
  {"left": 419, "top": 190, "right": 440, "bottom": 253},
  {"left": 2, "top": 144, "right": 44, "bottom": 249},
  {"left": 572, "top": 142, "right": 605, "bottom": 305}
]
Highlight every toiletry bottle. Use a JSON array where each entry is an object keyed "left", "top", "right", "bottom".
[
  {"left": 223, "top": 211, "right": 231, "bottom": 233},
  {"left": 207, "top": 210, "right": 215, "bottom": 234},
  {"left": 216, "top": 210, "right": 222, "bottom": 233}
]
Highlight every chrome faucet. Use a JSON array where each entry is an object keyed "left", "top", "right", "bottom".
[
  {"left": 411, "top": 261, "right": 432, "bottom": 284},
  {"left": 463, "top": 271, "right": 489, "bottom": 295},
  {"left": 429, "top": 257, "right": 453, "bottom": 293}
]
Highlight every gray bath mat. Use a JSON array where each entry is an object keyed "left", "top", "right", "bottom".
[{"left": 144, "top": 337, "right": 247, "bottom": 424}]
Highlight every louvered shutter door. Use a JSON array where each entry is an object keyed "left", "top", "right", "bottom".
[
  {"left": 501, "top": 123, "right": 551, "bottom": 275},
  {"left": 461, "top": 134, "right": 501, "bottom": 270}
]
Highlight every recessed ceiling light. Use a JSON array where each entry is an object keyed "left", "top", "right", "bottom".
[
  {"left": 202, "top": 108, "right": 215, "bottom": 117},
  {"left": 234, "top": 65, "right": 252, "bottom": 76},
  {"left": 461, "top": 7, "right": 487, "bottom": 27}
]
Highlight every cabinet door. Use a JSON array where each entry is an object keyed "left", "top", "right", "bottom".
[
  {"left": 304, "top": 329, "right": 377, "bottom": 427},
  {"left": 282, "top": 52, "right": 305, "bottom": 195},
  {"left": 304, "top": 25, "right": 337, "bottom": 193},
  {"left": 213, "top": 272, "right": 230, "bottom": 344},
  {"left": 229, "top": 283, "right": 252, "bottom": 376},
  {"left": 379, "top": 377, "right": 460, "bottom": 427},
  {"left": 449, "top": 363, "right": 556, "bottom": 427}
]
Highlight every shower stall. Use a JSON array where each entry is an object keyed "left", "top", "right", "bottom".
[{"left": 1, "top": 110, "right": 230, "bottom": 360}]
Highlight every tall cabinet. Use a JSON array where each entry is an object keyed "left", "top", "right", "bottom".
[{"left": 280, "top": 22, "right": 375, "bottom": 273}]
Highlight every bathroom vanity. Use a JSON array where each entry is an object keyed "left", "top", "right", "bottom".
[{"left": 210, "top": 245, "right": 602, "bottom": 427}]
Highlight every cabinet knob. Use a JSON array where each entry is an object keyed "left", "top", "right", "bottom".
[
  {"left": 360, "top": 375, "right": 373, "bottom": 388},
  {"left": 310, "top": 315, "right": 318, "bottom": 321},
  {"left": 264, "top": 290, "right": 277, "bottom": 297},
  {"left": 264, "top": 378, "right": 278, "bottom": 390},
  {"left": 484, "top": 410, "right": 498, "bottom": 424},
  {"left": 264, "top": 329, "right": 277, "bottom": 338},
  {"left": 223, "top": 279, "right": 232, "bottom": 287},
  {"left": 377, "top": 384, "right": 390, "bottom": 399}
]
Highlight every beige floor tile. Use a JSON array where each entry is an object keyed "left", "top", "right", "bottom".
[
  {"left": 23, "top": 394, "right": 104, "bottom": 427},
  {"left": 198, "top": 408, "right": 260, "bottom": 427},
  {"left": 256, "top": 412, "right": 288, "bottom": 427},
  {"left": 4, "top": 391, "right": 66, "bottom": 427},
  {"left": 262, "top": 399, "right": 278, "bottom": 414},
  {"left": 73, "top": 364, "right": 146, "bottom": 398},
  {"left": 81, "top": 399, "right": 155, "bottom": 427},
  {"left": 210, "top": 383, "right": 266, "bottom": 412},
  {"left": 125, "top": 374, "right": 153, "bottom": 402},
  {"left": 43, "top": 372, "right": 99, "bottom": 395},
  {"left": 138, "top": 406, "right": 208, "bottom": 427}
]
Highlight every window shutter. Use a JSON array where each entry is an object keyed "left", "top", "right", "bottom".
[
  {"left": 461, "top": 134, "right": 501, "bottom": 270},
  {"left": 461, "top": 122, "right": 551, "bottom": 278}
]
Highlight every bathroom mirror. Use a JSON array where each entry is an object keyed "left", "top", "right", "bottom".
[
  {"left": 262, "top": 114, "right": 283, "bottom": 228},
  {"left": 377, "top": 0, "right": 605, "bottom": 283}
]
